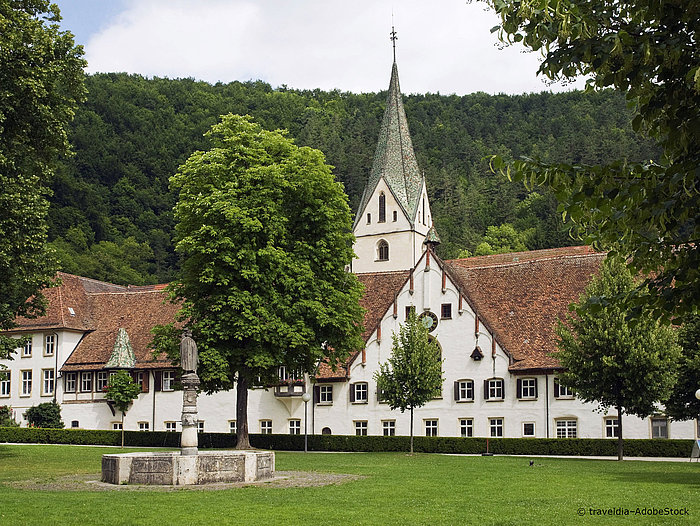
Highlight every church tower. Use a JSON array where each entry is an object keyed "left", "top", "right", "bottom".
[{"left": 352, "top": 35, "right": 435, "bottom": 274}]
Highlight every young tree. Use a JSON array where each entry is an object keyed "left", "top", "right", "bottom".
[
  {"left": 664, "top": 315, "right": 700, "bottom": 422},
  {"left": 167, "top": 114, "right": 365, "bottom": 449},
  {"left": 0, "top": 0, "right": 86, "bottom": 359},
  {"left": 105, "top": 370, "right": 142, "bottom": 448},
  {"left": 25, "top": 401, "right": 64, "bottom": 428},
  {"left": 374, "top": 312, "right": 444, "bottom": 454},
  {"left": 555, "top": 257, "right": 680, "bottom": 460},
  {"left": 484, "top": 0, "right": 699, "bottom": 323}
]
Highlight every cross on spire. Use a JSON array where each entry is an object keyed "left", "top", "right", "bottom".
[{"left": 390, "top": 26, "right": 397, "bottom": 62}]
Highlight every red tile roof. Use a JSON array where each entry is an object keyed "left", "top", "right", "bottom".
[
  {"left": 445, "top": 246, "right": 604, "bottom": 371},
  {"left": 315, "top": 270, "right": 410, "bottom": 381},
  {"left": 10, "top": 272, "right": 178, "bottom": 372},
  {"left": 11, "top": 246, "right": 602, "bottom": 377},
  {"left": 61, "top": 289, "right": 180, "bottom": 371}
]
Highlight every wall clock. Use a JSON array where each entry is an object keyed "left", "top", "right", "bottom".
[{"left": 418, "top": 311, "right": 438, "bottom": 332}]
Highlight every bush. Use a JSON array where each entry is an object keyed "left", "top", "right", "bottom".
[
  {"left": 0, "top": 427, "right": 693, "bottom": 457},
  {"left": 0, "top": 406, "right": 19, "bottom": 427},
  {"left": 25, "top": 401, "right": 64, "bottom": 428}
]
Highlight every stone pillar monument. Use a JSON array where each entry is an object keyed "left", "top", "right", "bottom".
[{"left": 180, "top": 330, "right": 199, "bottom": 456}]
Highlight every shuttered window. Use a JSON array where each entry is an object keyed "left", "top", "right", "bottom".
[
  {"left": 483, "top": 378, "right": 504, "bottom": 400},
  {"left": 516, "top": 378, "right": 538, "bottom": 399},
  {"left": 454, "top": 380, "right": 474, "bottom": 402},
  {"left": 350, "top": 382, "right": 368, "bottom": 403}
]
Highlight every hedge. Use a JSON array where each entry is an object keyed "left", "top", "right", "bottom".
[{"left": 0, "top": 427, "right": 694, "bottom": 457}]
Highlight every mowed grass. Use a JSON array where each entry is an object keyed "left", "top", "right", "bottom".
[{"left": 0, "top": 445, "right": 698, "bottom": 525}]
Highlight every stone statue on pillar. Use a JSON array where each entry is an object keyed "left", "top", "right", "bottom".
[{"left": 180, "top": 329, "right": 200, "bottom": 456}]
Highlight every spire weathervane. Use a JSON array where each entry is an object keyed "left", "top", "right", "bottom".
[{"left": 390, "top": 25, "right": 397, "bottom": 62}]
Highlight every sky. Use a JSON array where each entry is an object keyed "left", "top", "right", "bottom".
[{"left": 53, "top": 0, "right": 586, "bottom": 96}]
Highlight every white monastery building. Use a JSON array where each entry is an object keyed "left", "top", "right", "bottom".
[{"left": 2, "top": 58, "right": 696, "bottom": 442}]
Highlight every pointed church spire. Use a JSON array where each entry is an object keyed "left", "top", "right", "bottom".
[{"left": 354, "top": 45, "right": 424, "bottom": 228}]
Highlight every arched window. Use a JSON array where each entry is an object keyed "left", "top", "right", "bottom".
[
  {"left": 378, "top": 192, "right": 386, "bottom": 223},
  {"left": 377, "top": 240, "right": 389, "bottom": 261}
]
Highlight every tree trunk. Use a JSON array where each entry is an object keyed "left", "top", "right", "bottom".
[
  {"left": 409, "top": 406, "right": 414, "bottom": 455},
  {"left": 121, "top": 412, "right": 125, "bottom": 449},
  {"left": 616, "top": 405, "right": 623, "bottom": 461},
  {"left": 235, "top": 368, "right": 251, "bottom": 449}
]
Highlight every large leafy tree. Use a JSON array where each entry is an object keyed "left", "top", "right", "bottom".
[
  {"left": 664, "top": 315, "right": 700, "bottom": 422},
  {"left": 168, "top": 114, "right": 365, "bottom": 449},
  {"left": 555, "top": 257, "right": 680, "bottom": 460},
  {"left": 374, "top": 312, "right": 444, "bottom": 454},
  {"left": 484, "top": 0, "right": 699, "bottom": 322},
  {"left": 0, "top": 0, "right": 86, "bottom": 358}
]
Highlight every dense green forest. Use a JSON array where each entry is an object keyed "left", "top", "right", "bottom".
[{"left": 48, "top": 73, "right": 660, "bottom": 285}]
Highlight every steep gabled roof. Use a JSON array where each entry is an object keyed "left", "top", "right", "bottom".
[
  {"left": 444, "top": 246, "right": 604, "bottom": 371},
  {"left": 354, "top": 61, "right": 424, "bottom": 228},
  {"left": 315, "top": 269, "right": 410, "bottom": 381},
  {"left": 61, "top": 288, "right": 179, "bottom": 371}
]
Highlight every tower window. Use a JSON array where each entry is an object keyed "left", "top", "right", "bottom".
[
  {"left": 378, "top": 192, "right": 386, "bottom": 223},
  {"left": 377, "top": 240, "right": 389, "bottom": 261}
]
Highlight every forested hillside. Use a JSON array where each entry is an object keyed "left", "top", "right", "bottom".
[{"left": 48, "top": 73, "right": 660, "bottom": 285}]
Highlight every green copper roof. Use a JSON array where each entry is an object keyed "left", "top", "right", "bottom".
[
  {"left": 355, "top": 61, "right": 424, "bottom": 227},
  {"left": 105, "top": 328, "right": 135, "bottom": 369},
  {"left": 424, "top": 225, "right": 442, "bottom": 245}
]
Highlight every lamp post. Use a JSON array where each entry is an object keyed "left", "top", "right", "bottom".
[{"left": 301, "top": 391, "right": 312, "bottom": 453}]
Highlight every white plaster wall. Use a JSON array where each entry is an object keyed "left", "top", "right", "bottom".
[
  {"left": 0, "top": 330, "right": 83, "bottom": 425},
  {"left": 353, "top": 179, "right": 411, "bottom": 237},
  {"left": 306, "top": 259, "right": 698, "bottom": 441},
  {"left": 352, "top": 178, "right": 429, "bottom": 273},
  {"left": 7, "top": 273, "right": 697, "bottom": 440}
]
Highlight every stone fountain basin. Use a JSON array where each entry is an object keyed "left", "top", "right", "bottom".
[{"left": 101, "top": 450, "right": 274, "bottom": 485}]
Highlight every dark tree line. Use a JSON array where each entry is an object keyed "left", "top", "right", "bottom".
[{"left": 48, "top": 73, "right": 660, "bottom": 285}]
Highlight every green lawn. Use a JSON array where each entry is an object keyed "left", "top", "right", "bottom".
[{"left": 0, "top": 445, "right": 698, "bottom": 525}]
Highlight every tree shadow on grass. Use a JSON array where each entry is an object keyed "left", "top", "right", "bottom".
[
  {"left": 0, "top": 445, "right": 19, "bottom": 460},
  {"left": 613, "top": 469, "right": 700, "bottom": 487}
]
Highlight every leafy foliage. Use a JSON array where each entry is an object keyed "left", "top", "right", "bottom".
[
  {"left": 105, "top": 370, "right": 141, "bottom": 414},
  {"left": 105, "top": 370, "right": 142, "bottom": 447},
  {"left": 25, "top": 401, "right": 64, "bottom": 428},
  {"left": 0, "top": 405, "right": 19, "bottom": 427},
  {"left": 664, "top": 315, "right": 700, "bottom": 421},
  {"left": 168, "top": 114, "right": 365, "bottom": 447},
  {"left": 555, "top": 257, "right": 680, "bottom": 458},
  {"left": 0, "top": 0, "right": 86, "bottom": 358},
  {"left": 0, "top": 427, "right": 694, "bottom": 458},
  {"left": 375, "top": 311, "right": 443, "bottom": 453},
  {"left": 484, "top": 0, "right": 699, "bottom": 321}
]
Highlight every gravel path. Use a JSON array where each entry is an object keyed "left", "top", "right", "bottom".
[{"left": 4, "top": 471, "right": 362, "bottom": 492}]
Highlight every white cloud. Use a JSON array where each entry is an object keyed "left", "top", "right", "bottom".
[{"left": 84, "top": 0, "right": 586, "bottom": 95}]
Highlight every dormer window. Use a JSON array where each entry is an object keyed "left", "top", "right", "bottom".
[
  {"left": 378, "top": 192, "right": 386, "bottom": 223},
  {"left": 377, "top": 240, "right": 389, "bottom": 261}
]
